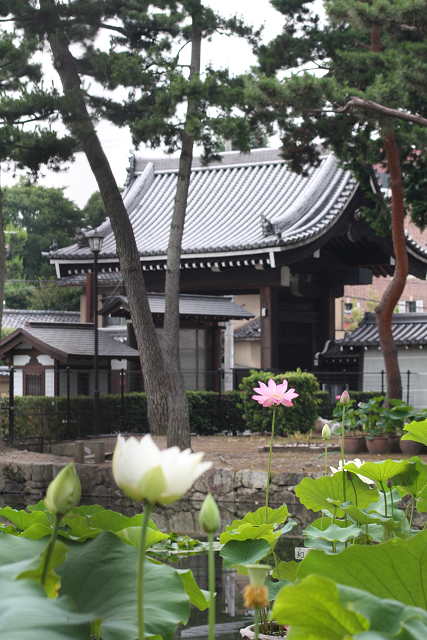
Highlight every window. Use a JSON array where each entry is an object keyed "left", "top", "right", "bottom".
[
  {"left": 344, "top": 302, "right": 352, "bottom": 315},
  {"left": 416, "top": 300, "right": 424, "bottom": 313},
  {"left": 24, "top": 373, "right": 43, "bottom": 396},
  {"left": 406, "top": 301, "right": 416, "bottom": 313}
]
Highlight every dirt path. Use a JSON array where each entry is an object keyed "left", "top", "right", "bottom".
[{"left": 2, "top": 434, "right": 425, "bottom": 474}]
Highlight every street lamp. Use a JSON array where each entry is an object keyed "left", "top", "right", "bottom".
[{"left": 87, "top": 232, "right": 104, "bottom": 436}]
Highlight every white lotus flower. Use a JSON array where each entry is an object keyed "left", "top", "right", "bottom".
[
  {"left": 330, "top": 458, "right": 372, "bottom": 484},
  {"left": 113, "top": 434, "right": 212, "bottom": 504}
]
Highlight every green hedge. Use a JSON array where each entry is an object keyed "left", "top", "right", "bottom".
[
  {"left": 1, "top": 390, "right": 245, "bottom": 442},
  {"left": 239, "top": 370, "right": 320, "bottom": 435}
]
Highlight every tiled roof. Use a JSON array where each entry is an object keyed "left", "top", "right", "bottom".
[
  {"left": 2, "top": 309, "right": 80, "bottom": 329},
  {"left": 100, "top": 293, "right": 255, "bottom": 320},
  {"left": 47, "top": 149, "right": 362, "bottom": 262},
  {"left": 59, "top": 272, "right": 123, "bottom": 287},
  {"left": 234, "top": 317, "right": 261, "bottom": 339},
  {"left": 0, "top": 323, "right": 139, "bottom": 361},
  {"left": 339, "top": 312, "right": 427, "bottom": 347}
]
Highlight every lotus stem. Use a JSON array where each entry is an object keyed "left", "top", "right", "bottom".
[
  {"left": 208, "top": 531, "right": 215, "bottom": 640},
  {"left": 254, "top": 606, "right": 259, "bottom": 640},
  {"left": 380, "top": 483, "right": 387, "bottom": 518},
  {"left": 137, "top": 503, "right": 152, "bottom": 640},
  {"left": 402, "top": 502, "right": 411, "bottom": 534},
  {"left": 389, "top": 487, "right": 394, "bottom": 518},
  {"left": 265, "top": 404, "right": 277, "bottom": 523},
  {"left": 41, "top": 514, "right": 60, "bottom": 587},
  {"left": 408, "top": 497, "right": 415, "bottom": 538}
]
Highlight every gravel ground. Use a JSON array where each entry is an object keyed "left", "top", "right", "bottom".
[{"left": 2, "top": 434, "right": 425, "bottom": 474}]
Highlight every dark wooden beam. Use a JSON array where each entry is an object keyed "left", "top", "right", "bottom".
[{"left": 260, "top": 287, "right": 279, "bottom": 369}]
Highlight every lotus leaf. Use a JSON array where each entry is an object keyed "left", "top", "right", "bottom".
[
  {"left": 402, "top": 419, "right": 427, "bottom": 446},
  {"left": 220, "top": 538, "right": 271, "bottom": 569},
  {"left": 344, "top": 459, "right": 418, "bottom": 487},
  {"left": 297, "top": 530, "right": 427, "bottom": 608},
  {"left": 295, "top": 473, "right": 377, "bottom": 518},
  {"left": 303, "top": 523, "right": 361, "bottom": 543}
]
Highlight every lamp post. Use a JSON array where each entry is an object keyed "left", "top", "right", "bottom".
[{"left": 87, "top": 233, "right": 104, "bottom": 436}]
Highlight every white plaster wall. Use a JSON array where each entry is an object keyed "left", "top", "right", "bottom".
[
  {"left": 363, "top": 347, "right": 427, "bottom": 411},
  {"left": 45, "top": 370, "right": 55, "bottom": 397},
  {"left": 234, "top": 340, "right": 261, "bottom": 369},
  {"left": 14, "top": 370, "right": 23, "bottom": 397}
]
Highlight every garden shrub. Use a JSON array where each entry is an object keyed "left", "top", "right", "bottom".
[
  {"left": 239, "top": 369, "right": 320, "bottom": 435},
  {"left": 315, "top": 390, "right": 333, "bottom": 420},
  {"left": 1, "top": 389, "right": 245, "bottom": 442}
]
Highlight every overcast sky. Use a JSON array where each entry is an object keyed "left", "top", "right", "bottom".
[{"left": 2, "top": 0, "right": 284, "bottom": 208}]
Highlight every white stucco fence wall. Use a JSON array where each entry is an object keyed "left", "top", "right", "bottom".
[{"left": 363, "top": 347, "right": 427, "bottom": 411}]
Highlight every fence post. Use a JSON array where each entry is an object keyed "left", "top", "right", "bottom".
[
  {"left": 381, "top": 370, "right": 385, "bottom": 394},
  {"left": 218, "top": 368, "right": 222, "bottom": 432},
  {"left": 66, "top": 366, "right": 71, "bottom": 440},
  {"left": 8, "top": 366, "right": 14, "bottom": 448},
  {"left": 121, "top": 369, "right": 125, "bottom": 431},
  {"left": 407, "top": 370, "right": 410, "bottom": 405}
]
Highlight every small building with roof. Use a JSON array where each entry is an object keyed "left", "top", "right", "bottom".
[
  {"left": 319, "top": 312, "right": 427, "bottom": 410},
  {"left": 2, "top": 309, "right": 80, "bottom": 330}
]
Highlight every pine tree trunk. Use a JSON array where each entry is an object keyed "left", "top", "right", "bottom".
[
  {"left": 41, "top": 0, "right": 169, "bottom": 433},
  {"left": 0, "top": 178, "right": 6, "bottom": 331},
  {"left": 375, "top": 129, "right": 407, "bottom": 401},
  {"left": 164, "top": 17, "right": 202, "bottom": 449}
]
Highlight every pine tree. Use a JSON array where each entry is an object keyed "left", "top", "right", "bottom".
[
  {"left": 1, "top": 0, "right": 259, "bottom": 445},
  {"left": 249, "top": 0, "right": 427, "bottom": 401},
  {"left": 0, "top": 28, "right": 76, "bottom": 329}
]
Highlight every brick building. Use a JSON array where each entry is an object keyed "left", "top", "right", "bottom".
[{"left": 337, "top": 220, "right": 427, "bottom": 338}]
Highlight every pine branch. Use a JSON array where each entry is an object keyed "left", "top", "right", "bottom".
[{"left": 336, "top": 97, "right": 427, "bottom": 127}]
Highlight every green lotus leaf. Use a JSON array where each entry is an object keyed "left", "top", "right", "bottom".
[
  {"left": 341, "top": 505, "right": 398, "bottom": 531},
  {"left": 303, "top": 523, "right": 361, "bottom": 543},
  {"left": 219, "top": 523, "right": 279, "bottom": 544},
  {"left": 402, "top": 419, "right": 427, "bottom": 446},
  {"left": 225, "top": 505, "right": 289, "bottom": 529},
  {"left": 220, "top": 538, "right": 271, "bottom": 569},
  {"left": 271, "top": 574, "right": 368, "bottom": 638},
  {"left": 112, "top": 526, "right": 168, "bottom": 549},
  {"left": 297, "top": 530, "right": 427, "bottom": 608},
  {"left": 417, "top": 486, "right": 427, "bottom": 514},
  {"left": 344, "top": 459, "right": 418, "bottom": 487},
  {"left": 394, "top": 457, "right": 427, "bottom": 500},
  {"left": 58, "top": 531, "right": 190, "bottom": 640},
  {"left": 0, "top": 506, "right": 51, "bottom": 531},
  {"left": 0, "top": 575, "right": 93, "bottom": 639},
  {"left": 176, "top": 569, "right": 210, "bottom": 611},
  {"left": 272, "top": 574, "right": 427, "bottom": 640},
  {"left": 272, "top": 560, "right": 299, "bottom": 582},
  {"left": 268, "top": 580, "right": 291, "bottom": 602},
  {"left": 295, "top": 473, "right": 378, "bottom": 518}
]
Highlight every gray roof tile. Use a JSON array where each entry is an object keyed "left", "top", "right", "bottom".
[
  {"left": 234, "top": 317, "right": 261, "bottom": 339},
  {"left": 2, "top": 309, "right": 80, "bottom": 329},
  {"left": 339, "top": 312, "right": 427, "bottom": 347},
  {"left": 47, "top": 149, "right": 362, "bottom": 261}
]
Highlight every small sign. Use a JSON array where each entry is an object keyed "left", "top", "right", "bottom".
[{"left": 295, "top": 547, "right": 310, "bottom": 560}]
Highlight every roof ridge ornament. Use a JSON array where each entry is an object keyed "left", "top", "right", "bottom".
[
  {"left": 261, "top": 214, "right": 275, "bottom": 237},
  {"left": 75, "top": 227, "right": 88, "bottom": 248}
]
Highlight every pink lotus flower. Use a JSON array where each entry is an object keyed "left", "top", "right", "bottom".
[
  {"left": 339, "top": 389, "right": 350, "bottom": 406},
  {"left": 252, "top": 379, "right": 298, "bottom": 408}
]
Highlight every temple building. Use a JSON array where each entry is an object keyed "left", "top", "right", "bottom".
[{"left": 45, "top": 148, "right": 427, "bottom": 376}]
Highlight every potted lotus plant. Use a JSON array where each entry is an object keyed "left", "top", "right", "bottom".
[{"left": 333, "top": 393, "right": 365, "bottom": 454}]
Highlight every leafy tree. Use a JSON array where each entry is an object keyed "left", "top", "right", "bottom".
[
  {"left": 2, "top": 179, "right": 83, "bottom": 278},
  {"left": 82, "top": 191, "right": 107, "bottom": 229},
  {"left": 4, "top": 281, "right": 34, "bottom": 309},
  {"left": 26, "top": 278, "right": 81, "bottom": 311},
  {"left": 249, "top": 0, "right": 427, "bottom": 401},
  {"left": 0, "top": 28, "right": 76, "bottom": 328},
  {"left": 2, "top": 0, "right": 259, "bottom": 445}
]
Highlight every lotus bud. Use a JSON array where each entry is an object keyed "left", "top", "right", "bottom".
[
  {"left": 199, "top": 493, "right": 220, "bottom": 534},
  {"left": 45, "top": 462, "right": 81, "bottom": 517},
  {"left": 347, "top": 471, "right": 353, "bottom": 482},
  {"left": 387, "top": 478, "right": 393, "bottom": 489},
  {"left": 339, "top": 390, "right": 350, "bottom": 406},
  {"left": 322, "top": 424, "right": 331, "bottom": 441}
]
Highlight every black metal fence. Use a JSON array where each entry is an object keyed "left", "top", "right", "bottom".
[{"left": 1, "top": 366, "right": 415, "bottom": 448}]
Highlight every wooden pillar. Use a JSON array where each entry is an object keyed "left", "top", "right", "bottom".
[
  {"left": 260, "top": 287, "right": 279, "bottom": 370},
  {"left": 86, "top": 273, "right": 94, "bottom": 323},
  {"left": 316, "top": 278, "right": 338, "bottom": 353},
  {"left": 211, "top": 327, "right": 221, "bottom": 391}
]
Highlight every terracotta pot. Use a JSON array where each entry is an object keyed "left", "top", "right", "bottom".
[
  {"left": 400, "top": 439, "right": 422, "bottom": 455},
  {"left": 241, "top": 623, "right": 287, "bottom": 640},
  {"left": 387, "top": 435, "right": 401, "bottom": 454},
  {"left": 343, "top": 436, "right": 365, "bottom": 455},
  {"left": 365, "top": 436, "right": 389, "bottom": 455}
]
